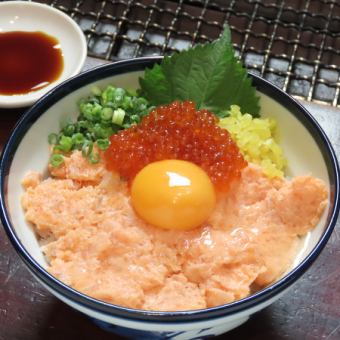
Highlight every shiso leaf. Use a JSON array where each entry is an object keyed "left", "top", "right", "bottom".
[{"left": 139, "top": 26, "right": 260, "bottom": 117}]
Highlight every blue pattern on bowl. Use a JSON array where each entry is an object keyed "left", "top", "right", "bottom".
[{"left": 91, "top": 317, "right": 215, "bottom": 339}]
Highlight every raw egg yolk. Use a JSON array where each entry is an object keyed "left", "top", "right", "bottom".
[{"left": 131, "top": 160, "right": 216, "bottom": 230}]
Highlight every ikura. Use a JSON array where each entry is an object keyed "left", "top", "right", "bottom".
[{"left": 104, "top": 101, "right": 247, "bottom": 192}]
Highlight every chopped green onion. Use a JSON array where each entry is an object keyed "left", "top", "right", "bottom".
[
  {"left": 101, "top": 107, "right": 113, "bottom": 121},
  {"left": 61, "top": 117, "right": 74, "bottom": 129},
  {"left": 80, "top": 102, "right": 102, "bottom": 122},
  {"left": 57, "top": 136, "right": 73, "bottom": 152},
  {"left": 101, "top": 85, "right": 115, "bottom": 106},
  {"left": 76, "top": 120, "right": 89, "bottom": 131},
  {"left": 48, "top": 133, "right": 58, "bottom": 145},
  {"left": 71, "top": 133, "right": 85, "bottom": 149},
  {"left": 97, "top": 138, "right": 110, "bottom": 151},
  {"left": 122, "top": 96, "right": 133, "bottom": 110},
  {"left": 114, "top": 88, "right": 125, "bottom": 99},
  {"left": 92, "top": 124, "right": 108, "bottom": 139},
  {"left": 48, "top": 84, "right": 152, "bottom": 165},
  {"left": 122, "top": 123, "right": 132, "bottom": 129},
  {"left": 82, "top": 140, "right": 93, "bottom": 158},
  {"left": 62, "top": 124, "right": 75, "bottom": 136},
  {"left": 130, "top": 114, "right": 140, "bottom": 124},
  {"left": 91, "top": 86, "right": 102, "bottom": 96},
  {"left": 88, "top": 152, "right": 100, "bottom": 164},
  {"left": 50, "top": 154, "right": 64, "bottom": 167},
  {"left": 112, "top": 108, "right": 126, "bottom": 126}
]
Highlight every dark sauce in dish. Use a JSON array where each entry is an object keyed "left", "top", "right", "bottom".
[{"left": 0, "top": 31, "right": 64, "bottom": 95}]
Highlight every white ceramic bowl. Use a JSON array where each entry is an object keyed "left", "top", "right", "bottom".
[
  {"left": 0, "top": 57, "right": 339, "bottom": 339},
  {"left": 0, "top": 1, "right": 87, "bottom": 108}
]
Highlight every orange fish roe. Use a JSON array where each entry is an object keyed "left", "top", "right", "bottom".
[{"left": 104, "top": 101, "right": 247, "bottom": 192}]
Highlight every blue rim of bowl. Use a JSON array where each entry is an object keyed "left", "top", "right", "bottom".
[{"left": 0, "top": 56, "right": 339, "bottom": 323}]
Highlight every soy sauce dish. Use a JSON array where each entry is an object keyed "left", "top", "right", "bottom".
[
  {"left": 0, "top": 1, "right": 86, "bottom": 108},
  {"left": 0, "top": 56, "right": 339, "bottom": 339}
]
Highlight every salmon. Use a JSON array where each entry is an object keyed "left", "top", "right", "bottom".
[{"left": 22, "top": 154, "right": 328, "bottom": 311}]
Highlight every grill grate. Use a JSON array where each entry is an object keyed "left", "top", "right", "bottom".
[{"left": 31, "top": 0, "right": 340, "bottom": 107}]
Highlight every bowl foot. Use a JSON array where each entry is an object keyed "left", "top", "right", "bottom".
[{"left": 90, "top": 316, "right": 249, "bottom": 339}]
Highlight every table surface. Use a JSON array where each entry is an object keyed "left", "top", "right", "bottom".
[{"left": 0, "top": 57, "right": 340, "bottom": 340}]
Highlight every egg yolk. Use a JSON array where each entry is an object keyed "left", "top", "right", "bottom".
[{"left": 131, "top": 160, "right": 216, "bottom": 231}]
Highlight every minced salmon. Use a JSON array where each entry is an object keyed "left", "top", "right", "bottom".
[{"left": 22, "top": 151, "right": 328, "bottom": 311}]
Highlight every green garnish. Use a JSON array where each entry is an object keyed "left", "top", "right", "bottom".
[
  {"left": 91, "top": 85, "right": 102, "bottom": 96},
  {"left": 101, "top": 107, "right": 113, "bottom": 121},
  {"left": 54, "top": 136, "right": 73, "bottom": 152},
  {"left": 62, "top": 123, "right": 76, "bottom": 136},
  {"left": 139, "top": 26, "right": 260, "bottom": 117},
  {"left": 50, "top": 154, "right": 64, "bottom": 167},
  {"left": 48, "top": 85, "right": 152, "bottom": 166},
  {"left": 97, "top": 138, "right": 110, "bottom": 151},
  {"left": 88, "top": 152, "right": 100, "bottom": 164},
  {"left": 112, "top": 108, "right": 126, "bottom": 126},
  {"left": 82, "top": 140, "right": 94, "bottom": 158},
  {"left": 72, "top": 133, "right": 85, "bottom": 149},
  {"left": 48, "top": 133, "right": 58, "bottom": 145}
]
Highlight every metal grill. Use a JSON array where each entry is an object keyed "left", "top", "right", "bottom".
[{"left": 31, "top": 0, "right": 340, "bottom": 107}]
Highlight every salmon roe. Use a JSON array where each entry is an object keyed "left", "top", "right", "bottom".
[{"left": 104, "top": 101, "right": 247, "bottom": 192}]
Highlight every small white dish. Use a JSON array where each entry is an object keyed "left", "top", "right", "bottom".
[{"left": 0, "top": 1, "right": 87, "bottom": 108}]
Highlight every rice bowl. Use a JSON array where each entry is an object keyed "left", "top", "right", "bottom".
[{"left": 0, "top": 57, "right": 339, "bottom": 339}]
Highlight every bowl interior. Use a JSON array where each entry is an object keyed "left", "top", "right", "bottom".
[
  {"left": 4, "top": 70, "right": 332, "bottom": 273},
  {"left": 0, "top": 1, "right": 86, "bottom": 107}
]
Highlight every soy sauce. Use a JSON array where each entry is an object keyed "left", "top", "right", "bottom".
[{"left": 0, "top": 31, "right": 64, "bottom": 95}]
